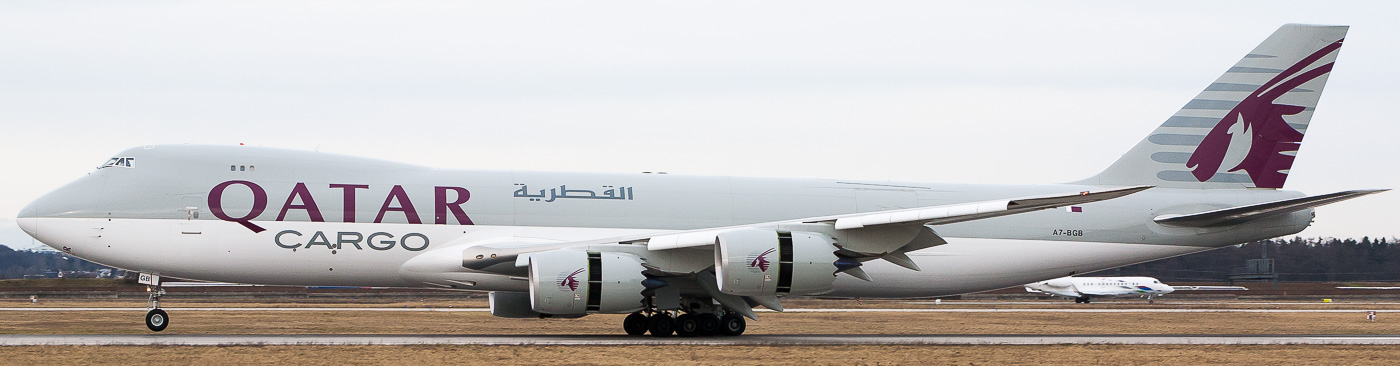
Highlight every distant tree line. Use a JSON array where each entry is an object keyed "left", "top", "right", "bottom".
[
  {"left": 0, "top": 245, "right": 110, "bottom": 279},
  {"left": 1101, "top": 237, "right": 1400, "bottom": 282}
]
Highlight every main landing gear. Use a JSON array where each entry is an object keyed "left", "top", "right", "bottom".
[
  {"left": 141, "top": 273, "right": 168, "bottom": 332},
  {"left": 1074, "top": 296, "right": 1092, "bottom": 304},
  {"left": 623, "top": 311, "right": 744, "bottom": 337}
]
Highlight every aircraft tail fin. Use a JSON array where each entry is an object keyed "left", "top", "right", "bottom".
[{"left": 1080, "top": 24, "right": 1348, "bottom": 189}]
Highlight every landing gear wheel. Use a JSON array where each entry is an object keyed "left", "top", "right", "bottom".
[
  {"left": 696, "top": 314, "right": 720, "bottom": 336},
  {"left": 143, "top": 280, "right": 168, "bottom": 332},
  {"left": 623, "top": 312, "right": 648, "bottom": 336},
  {"left": 719, "top": 314, "right": 746, "bottom": 336},
  {"left": 647, "top": 313, "right": 675, "bottom": 337},
  {"left": 674, "top": 314, "right": 699, "bottom": 337},
  {"left": 145, "top": 309, "right": 168, "bottom": 332}
]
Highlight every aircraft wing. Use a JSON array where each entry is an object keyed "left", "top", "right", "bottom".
[
  {"left": 464, "top": 185, "right": 1150, "bottom": 261},
  {"left": 1154, "top": 189, "right": 1387, "bottom": 228},
  {"left": 462, "top": 185, "right": 1151, "bottom": 266},
  {"left": 454, "top": 185, "right": 1151, "bottom": 318},
  {"left": 824, "top": 185, "right": 1152, "bottom": 230},
  {"left": 645, "top": 185, "right": 1152, "bottom": 250}
]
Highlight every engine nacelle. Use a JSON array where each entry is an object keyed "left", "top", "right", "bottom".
[
  {"left": 715, "top": 228, "right": 839, "bottom": 297},
  {"left": 528, "top": 249, "right": 647, "bottom": 315},
  {"left": 489, "top": 291, "right": 541, "bottom": 318}
]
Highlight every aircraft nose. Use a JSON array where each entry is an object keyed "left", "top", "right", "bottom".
[
  {"left": 16, "top": 197, "right": 40, "bottom": 237},
  {"left": 18, "top": 197, "right": 37, "bottom": 219},
  {"left": 17, "top": 173, "right": 106, "bottom": 240}
]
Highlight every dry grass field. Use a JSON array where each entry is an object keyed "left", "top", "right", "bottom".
[
  {"left": 4, "top": 297, "right": 1400, "bottom": 364},
  {"left": 3, "top": 297, "right": 1399, "bottom": 335},
  {"left": 2, "top": 309, "right": 1400, "bottom": 335},
  {"left": 1, "top": 345, "right": 1399, "bottom": 365}
]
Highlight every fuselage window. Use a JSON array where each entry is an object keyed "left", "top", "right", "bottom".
[
  {"left": 230, "top": 165, "right": 236, "bottom": 171},
  {"left": 240, "top": 165, "right": 245, "bottom": 171}
]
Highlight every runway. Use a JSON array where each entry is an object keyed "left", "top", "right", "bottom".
[
  {"left": 3, "top": 334, "right": 1400, "bottom": 346},
  {"left": 0, "top": 307, "right": 1395, "bottom": 313}
]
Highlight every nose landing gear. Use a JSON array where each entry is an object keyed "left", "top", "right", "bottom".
[
  {"left": 140, "top": 273, "right": 168, "bottom": 332},
  {"left": 145, "top": 308, "right": 168, "bottom": 332}
]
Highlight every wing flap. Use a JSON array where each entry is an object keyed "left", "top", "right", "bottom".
[{"left": 1154, "top": 189, "right": 1387, "bottom": 228}]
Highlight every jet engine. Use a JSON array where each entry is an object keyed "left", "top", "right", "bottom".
[
  {"left": 527, "top": 249, "right": 647, "bottom": 316},
  {"left": 714, "top": 228, "right": 839, "bottom": 297}
]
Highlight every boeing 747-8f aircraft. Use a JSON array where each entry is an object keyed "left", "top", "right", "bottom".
[{"left": 15, "top": 24, "right": 1385, "bottom": 336}]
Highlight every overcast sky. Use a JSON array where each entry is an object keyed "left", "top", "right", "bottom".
[{"left": 1, "top": 1, "right": 1396, "bottom": 250}]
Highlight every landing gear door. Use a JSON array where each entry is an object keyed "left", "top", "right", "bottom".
[{"left": 138, "top": 273, "right": 161, "bottom": 286}]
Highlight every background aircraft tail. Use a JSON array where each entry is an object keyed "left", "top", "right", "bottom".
[{"left": 1080, "top": 24, "right": 1348, "bottom": 189}]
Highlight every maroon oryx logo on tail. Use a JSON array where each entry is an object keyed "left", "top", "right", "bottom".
[
  {"left": 558, "top": 268, "right": 585, "bottom": 291},
  {"left": 1186, "top": 39, "right": 1342, "bottom": 189},
  {"left": 748, "top": 248, "right": 775, "bottom": 272}
]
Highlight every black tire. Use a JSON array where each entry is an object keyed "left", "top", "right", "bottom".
[
  {"left": 145, "top": 309, "right": 168, "bottom": 332},
  {"left": 647, "top": 313, "right": 674, "bottom": 337},
  {"left": 1082, "top": 297, "right": 1092, "bottom": 304},
  {"left": 623, "top": 312, "right": 648, "bottom": 336},
  {"left": 696, "top": 314, "right": 721, "bottom": 336},
  {"left": 719, "top": 314, "right": 746, "bottom": 336},
  {"left": 674, "top": 314, "right": 699, "bottom": 337}
]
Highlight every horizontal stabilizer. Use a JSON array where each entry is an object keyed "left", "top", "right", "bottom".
[{"left": 1154, "top": 189, "right": 1388, "bottom": 227}]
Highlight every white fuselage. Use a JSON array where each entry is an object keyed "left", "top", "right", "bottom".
[
  {"left": 17, "top": 145, "right": 1313, "bottom": 298},
  {"left": 1025, "top": 276, "right": 1176, "bottom": 299}
]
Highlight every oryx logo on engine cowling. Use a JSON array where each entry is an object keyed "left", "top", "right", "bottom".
[
  {"left": 557, "top": 268, "right": 585, "bottom": 291},
  {"left": 747, "top": 248, "right": 775, "bottom": 273}
]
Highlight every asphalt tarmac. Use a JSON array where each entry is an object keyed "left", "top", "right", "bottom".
[
  {"left": 1, "top": 307, "right": 1396, "bottom": 313},
  {"left": 3, "top": 303, "right": 1393, "bottom": 346},
  {"left": 3, "top": 334, "right": 1400, "bottom": 346}
]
